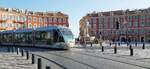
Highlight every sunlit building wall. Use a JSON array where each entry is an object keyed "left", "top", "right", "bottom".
[
  {"left": 0, "top": 7, "right": 69, "bottom": 31},
  {"left": 80, "top": 7, "right": 150, "bottom": 42}
]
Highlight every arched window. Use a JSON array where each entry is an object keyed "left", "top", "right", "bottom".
[
  {"left": 39, "top": 17, "right": 42, "bottom": 22},
  {"left": 44, "top": 17, "right": 47, "bottom": 22}
]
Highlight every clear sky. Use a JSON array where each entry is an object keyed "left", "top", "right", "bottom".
[{"left": 0, "top": 0, "right": 150, "bottom": 38}]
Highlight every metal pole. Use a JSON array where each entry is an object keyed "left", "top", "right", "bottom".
[
  {"left": 37, "top": 58, "right": 42, "bottom": 69},
  {"left": 114, "top": 46, "right": 117, "bottom": 54},
  {"left": 101, "top": 46, "right": 104, "bottom": 52},
  {"left": 21, "top": 49, "right": 24, "bottom": 56},
  {"left": 31, "top": 54, "right": 35, "bottom": 64},
  {"left": 26, "top": 51, "right": 29, "bottom": 60},
  {"left": 17, "top": 48, "right": 19, "bottom": 55},
  {"left": 46, "top": 66, "right": 51, "bottom": 69},
  {"left": 130, "top": 48, "right": 133, "bottom": 56}
]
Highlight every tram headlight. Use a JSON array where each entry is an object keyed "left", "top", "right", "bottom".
[{"left": 66, "top": 40, "right": 75, "bottom": 48}]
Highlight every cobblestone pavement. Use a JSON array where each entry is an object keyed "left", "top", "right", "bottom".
[{"left": 0, "top": 52, "right": 36, "bottom": 69}]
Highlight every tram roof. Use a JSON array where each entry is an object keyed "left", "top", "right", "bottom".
[
  {"left": 15, "top": 28, "right": 33, "bottom": 33},
  {"left": 36, "top": 26, "right": 69, "bottom": 31},
  {"left": 0, "top": 30, "right": 14, "bottom": 34},
  {"left": 0, "top": 26, "right": 69, "bottom": 34}
]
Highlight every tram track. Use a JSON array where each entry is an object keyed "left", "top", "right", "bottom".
[
  {"left": 72, "top": 51, "right": 150, "bottom": 69},
  {"left": 39, "top": 51, "right": 99, "bottom": 69},
  {"left": 43, "top": 50, "right": 149, "bottom": 69},
  {"left": 32, "top": 53, "right": 67, "bottom": 69},
  {"left": 31, "top": 48, "right": 150, "bottom": 69},
  {"left": 33, "top": 51, "right": 99, "bottom": 69}
]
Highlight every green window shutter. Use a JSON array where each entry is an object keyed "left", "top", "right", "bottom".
[
  {"left": 128, "top": 22, "right": 132, "bottom": 27},
  {"left": 134, "top": 22, "right": 138, "bottom": 27},
  {"left": 140, "top": 22, "right": 144, "bottom": 27},
  {"left": 134, "top": 29, "right": 138, "bottom": 34},
  {"left": 22, "top": 24, "right": 26, "bottom": 28}
]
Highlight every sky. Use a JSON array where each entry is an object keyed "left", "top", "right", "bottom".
[{"left": 0, "top": 0, "right": 150, "bottom": 38}]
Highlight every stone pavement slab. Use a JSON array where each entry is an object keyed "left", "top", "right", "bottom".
[
  {"left": 72, "top": 48, "right": 150, "bottom": 69},
  {"left": 0, "top": 52, "right": 36, "bottom": 69}
]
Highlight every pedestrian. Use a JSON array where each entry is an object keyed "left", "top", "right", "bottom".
[
  {"left": 118, "top": 42, "right": 120, "bottom": 46},
  {"left": 90, "top": 41, "right": 92, "bottom": 47},
  {"left": 135, "top": 42, "right": 137, "bottom": 47},
  {"left": 127, "top": 42, "right": 129, "bottom": 46}
]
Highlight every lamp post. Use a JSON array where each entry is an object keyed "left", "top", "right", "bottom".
[
  {"left": 33, "top": 25, "right": 36, "bottom": 47},
  {"left": 123, "top": 18, "right": 128, "bottom": 46}
]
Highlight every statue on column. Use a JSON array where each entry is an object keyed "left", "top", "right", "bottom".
[{"left": 99, "top": 34, "right": 103, "bottom": 47}]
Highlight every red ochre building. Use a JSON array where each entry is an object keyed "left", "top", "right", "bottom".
[
  {"left": 0, "top": 7, "right": 69, "bottom": 31},
  {"left": 80, "top": 7, "right": 150, "bottom": 42}
]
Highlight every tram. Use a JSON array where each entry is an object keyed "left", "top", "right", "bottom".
[{"left": 0, "top": 26, "right": 74, "bottom": 50}]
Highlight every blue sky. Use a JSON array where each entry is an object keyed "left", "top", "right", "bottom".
[{"left": 0, "top": 0, "right": 150, "bottom": 37}]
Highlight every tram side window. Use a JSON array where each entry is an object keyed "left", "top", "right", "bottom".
[
  {"left": 24, "top": 32, "right": 33, "bottom": 44},
  {"left": 53, "top": 30, "right": 64, "bottom": 42},
  {"left": 35, "top": 31, "right": 41, "bottom": 44},
  {"left": 2, "top": 34, "right": 7, "bottom": 42},
  {"left": 35, "top": 31, "right": 47, "bottom": 44},
  {"left": 46, "top": 31, "right": 54, "bottom": 45},
  {"left": 7, "top": 34, "right": 13, "bottom": 42},
  {"left": 2, "top": 34, "right": 13, "bottom": 43},
  {"left": 20, "top": 33, "right": 26, "bottom": 43},
  {"left": 35, "top": 31, "right": 54, "bottom": 45},
  {"left": 15, "top": 33, "right": 25, "bottom": 43},
  {"left": 22, "top": 33, "right": 27, "bottom": 43},
  {"left": 15, "top": 34, "right": 20, "bottom": 43},
  {"left": 0, "top": 34, "right": 2, "bottom": 43}
]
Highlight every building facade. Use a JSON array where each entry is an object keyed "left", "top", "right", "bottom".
[
  {"left": 0, "top": 7, "right": 69, "bottom": 31},
  {"left": 80, "top": 8, "right": 150, "bottom": 42}
]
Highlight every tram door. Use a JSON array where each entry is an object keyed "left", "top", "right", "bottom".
[
  {"left": 53, "top": 30, "right": 64, "bottom": 43},
  {"left": 53, "top": 30, "right": 59, "bottom": 42}
]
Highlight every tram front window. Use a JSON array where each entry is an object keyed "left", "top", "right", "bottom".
[
  {"left": 60, "top": 29, "right": 74, "bottom": 47},
  {"left": 61, "top": 30, "right": 74, "bottom": 42}
]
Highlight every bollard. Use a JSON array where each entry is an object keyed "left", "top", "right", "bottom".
[
  {"left": 31, "top": 54, "right": 35, "bottom": 64},
  {"left": 142, "top": 43, "right": 145, "bottom": 49},
  {"left": 110, "top": 43, "right": 111, "bottom": 46},
  {"left": 13, "top": 47, "right": 15, "bottom": 53},
  {"left": 17, "top": 48, "right": 19, "bottom": 55},
  {"left": 26, "top": 51, "right": 29, "bottom": 60},
  {"left": 130, "top": 48, "right": 133, "bottom": 56},
  {"left": 21, "top": 49, "right": 24, "bottom": 56},
  {"left": 46, "top": 66, "right": 51, "bottom": 69},
  {"left": 114, "top": 46, "right": 117, "bottom": 54},
  {"left": 101, "top": 46, "right": 104, "bottom": 52},
  {"left": 37, "top": 58, "right": 42, "bottom": 69},
  {"left": 90, "top": 42, "right": 92, "bottom": 47}
]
